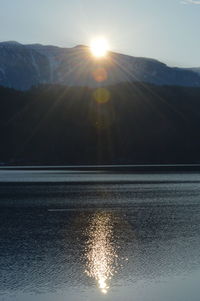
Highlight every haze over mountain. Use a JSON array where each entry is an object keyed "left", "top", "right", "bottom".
[
  {"left": 0, "top": 41, "right": 200, "bottom": 91},
  {"left": 188, "top": 68, "right": 200, "bottom": 76}
]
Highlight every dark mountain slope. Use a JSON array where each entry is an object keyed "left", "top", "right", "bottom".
[{"left": 0, "top": 83, "right": 200, "bottom": 165}]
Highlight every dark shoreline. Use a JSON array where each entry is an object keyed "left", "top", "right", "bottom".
[{"left": 1, "top": 164, "right": 200, "bottom": 172}]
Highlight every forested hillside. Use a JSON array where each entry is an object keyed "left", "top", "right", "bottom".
[{"left": 0, "top": 83, "right": 200, "bottom": 165}]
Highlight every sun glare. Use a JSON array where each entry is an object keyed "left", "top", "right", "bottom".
[{"left": 90, "top": 38, "right": 109, "bottom": 58}]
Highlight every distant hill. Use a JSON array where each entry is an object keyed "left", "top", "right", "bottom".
[
  {"left": 0, "top": 41, "right": 200, "bottom": 90},
  {"left": 1, "top": 83, "right": 200, "bottom": 165},
  {"left": 188, "top": 68, "right": 200, "bottom": 75}
]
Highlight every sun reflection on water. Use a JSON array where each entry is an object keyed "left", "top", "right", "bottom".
[{"left": 85, "top": 212, "right": 118, "bottom": 294}]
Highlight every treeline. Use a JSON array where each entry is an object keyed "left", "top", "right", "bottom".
[{"left": 0, "top": 82, "right": 200, "bottom": 165}]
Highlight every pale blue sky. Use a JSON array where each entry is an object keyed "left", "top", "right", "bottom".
[{"left": 0, "top": 0, "right": 200, "bottom": 67}]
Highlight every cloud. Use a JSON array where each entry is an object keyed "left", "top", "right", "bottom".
[{"left": 181, "top": 0, "right": 200, "bottom": 4}]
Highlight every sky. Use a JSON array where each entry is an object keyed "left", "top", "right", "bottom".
[{"left": 0, "top": 0, "right": 200, "bottom": 67}]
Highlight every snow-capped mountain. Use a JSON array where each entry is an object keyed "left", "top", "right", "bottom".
[{"left": 0, "top": 41, "right": 200, "bottom": 90}]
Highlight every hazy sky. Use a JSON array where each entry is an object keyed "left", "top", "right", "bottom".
[{"left": 0, "top": 0, "right": 200, "bottom": 67}]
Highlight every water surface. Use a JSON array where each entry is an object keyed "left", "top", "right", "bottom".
[{"left": 1, "top": 170, "right": 200, "bottom": 301}]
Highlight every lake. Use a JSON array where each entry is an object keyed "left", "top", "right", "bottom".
[{"left": 1, "top": 169, "right": 200, "bottom": 301}]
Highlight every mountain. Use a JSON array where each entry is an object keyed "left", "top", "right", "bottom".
[
  {"left": 188, "top": 68, "right": 200, "bottom": 76},
  {"left": 0, "top": 41, "right": 200, "bottom": 90},
  {"left": 1, "top": 83, "right": 200, "bottom": 165}
]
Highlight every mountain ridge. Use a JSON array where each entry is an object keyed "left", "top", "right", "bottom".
[{"left": 0, "top": 41, "right": 200, "bottom": 90}]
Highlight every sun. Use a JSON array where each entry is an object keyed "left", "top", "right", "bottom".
[{"left": 90, "top": 38, "right": 109, "bottom": 58}]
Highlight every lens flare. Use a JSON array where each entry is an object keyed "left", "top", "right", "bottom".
[
  {"left": 92, "top": 68, "right": 108, "bottom": 83},
  {"left": 93, "top": 88, "right": 110, "bottom": 104}
]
